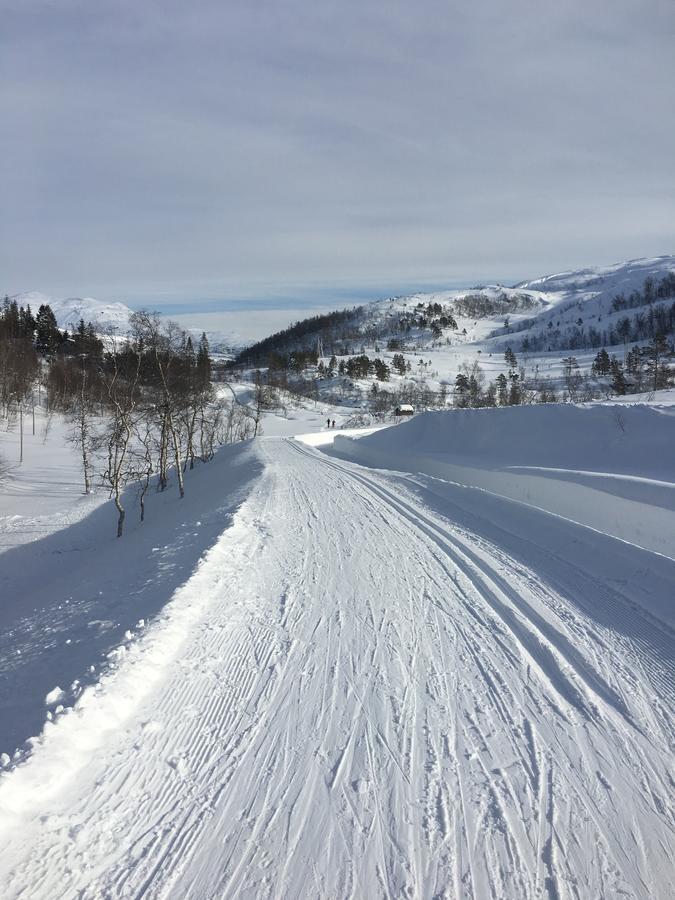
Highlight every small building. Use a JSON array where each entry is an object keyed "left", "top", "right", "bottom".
[{"left": 394, "top": 404, "right": 414, "bottom": 417}]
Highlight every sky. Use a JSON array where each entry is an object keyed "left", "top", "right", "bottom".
[{"left": 1, "top": 0, "right": 674, "bottom": 315}]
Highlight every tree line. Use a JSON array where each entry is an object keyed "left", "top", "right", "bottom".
[
  {"left": 453, "top": 291, "right": 538, "bottom": 319},
  {"left": 508, "top": 274, "right": 675, "bottom": 354},
  {"left": 233, "top": 308, "right": 363, "bottom": 367},
  {"left": 519, "top": 301, "right": 675, "bottom": 353},
  {"left": 1, "top": 301, "right": 257, "bottom": 537}
]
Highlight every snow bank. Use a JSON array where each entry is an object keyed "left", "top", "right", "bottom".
[
  {"left": 0, "top": 496, "right": 263, "bottom": 826},
  {"left": 331, "top": 403, "right": 675, "bottom": 559},
  {"left": 0, "top": 439, "right": 263, "bottom": 760},
  {"left": 296, "top": 425, "right": 387, "bottom": 447}
]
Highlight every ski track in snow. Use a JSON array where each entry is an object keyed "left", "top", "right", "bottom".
[{"left": 0, "top": 437, "right": 674, "bottom": 899}]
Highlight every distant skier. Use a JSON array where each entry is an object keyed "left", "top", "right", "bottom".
[
  {"left": 327, "top": 418, "right": 331, "bottom": 428},
  {"left": 332, "top": 420, "right": 336, "bottom": 429}
]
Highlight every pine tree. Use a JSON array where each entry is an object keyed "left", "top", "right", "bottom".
[
  {"left": 373, "top": 359, "right": 390, "bottom": 381},
  {"left": 35, "top": 304, "right": 61, "bottom": 355},
  {"left": 496, "top": 373, "right": 509, "bottom": 405},
  {"left": 392, "top": 353, "right": 406, "bottom": 376},
  {"left": 610, "top": 358, "right": 626, "bottom": 395},
  {"left": 591, "top": 348, "right": 611, "bottom": 376},
  {"left": 508, "top": 373, "right": 521, "bottom": 405},
  {"left": 454, "top": 372, "right": 470, "bottom": 407},
  {"left": 642, "top": 333, "right": 670, "bottom": 392},
  {"left": 196, "top": 332, "right": 211, "bottom": 388}
]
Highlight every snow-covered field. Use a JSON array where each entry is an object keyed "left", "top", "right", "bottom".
[
  {"left": 333, "top": 402, "right": 675, "bottom": 560},
  {"left": 1, "top": 392, "right": 673, "bottom": 898}
]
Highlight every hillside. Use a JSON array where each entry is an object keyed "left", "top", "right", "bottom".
[{"left": 231, "top": 256, "right": 675, "bottom": 414}]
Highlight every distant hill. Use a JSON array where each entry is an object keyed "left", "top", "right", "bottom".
[
  {"left": 233, "top": 256, "right": 674, "bottom": 367},
  {"left": 7, "top": 292, "right": 243, "bottom": 357},
  {"left": 516, "top": 256, "right": 674, "bottom": 298},
  {"left": 10, "top": 291, "right": 134, "bottom": 334},
  {"left": 508, "top": 256, "right": 675, "bottom": 353}
]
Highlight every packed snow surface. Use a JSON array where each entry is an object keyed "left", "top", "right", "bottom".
[
  {"left": 333, "top": 403, "right": 675, "bottom": 562},
  {"left": 0, "top": 403, "right": 674, "bottom": 899}
]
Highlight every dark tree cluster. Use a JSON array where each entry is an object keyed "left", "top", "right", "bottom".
[
  {"left": 393, "top": 303, "right": 458, "bottom": 337},
  {"left": 0, "top": 298, "right": 39, "bottom": 418},
  {"left": 611, "top": 273, "right": 675, "bottom": 312},
  {"left": 335, "top": 354, "right": 390, "bottom": 380},
  {"left": 453, "top": 291, "right": 538, "bottom": 319},
  {"left": 508, "top": 275, "right": 675, "bottom": 354},
  {"left": 267, "top": 349, "right": 319, "bottom": 373},
  {"left": 232, "top": 299, "right": 462, "bottom": 373},
  {"left": 451, "top": 349, "right": 559, "bottom": 409},
  {"left": 233, "top": 308, "right": 363, "bottom": 367},
  {"left": 594, "top": 337, "right": 673, "bottom": 395},
  {"left": 519, "top": 301, "right": 675, "bottom": 353}
]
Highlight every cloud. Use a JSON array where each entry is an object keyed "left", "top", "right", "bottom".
[{"left": 1, "top": 0, "right": 674, "bottom": 305}]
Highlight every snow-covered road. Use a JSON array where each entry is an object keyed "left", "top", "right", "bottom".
[{"left": 1, "top": 437, "right": 674, "bottom": 899}]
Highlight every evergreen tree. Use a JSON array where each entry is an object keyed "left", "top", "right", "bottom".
[
  {"left": 20, "top": 304, "right": 36, "bottom": 339},
  {"left": 184, "top": 335, "right": 196, "bottom": 366},
  {"left": 373, "top": 358, "right": 390, "bottom": 381},
  {"left": 626, "top": 346, "right": 642, "bottom": 376},
  {"left": 496, "top": 373, "right": 509, "bottom": 405},
  {"left": 508, "top": 373, "right": 521, "bottom": 405},
  {"left": 391, "top": 353, "right": 407, "bottom": 376},
  {"left": 504, "top": 346, "right": 517, "bottom": 370},
  {"left": 591, "top": 348, "right": 611, "bottom": 376},
  {"left": 196, "top": 333, "right": 211, "bottom": 388},
  {"left": 35, "top": 304, "right": 61, "bottom": 355},
  {"left": 610, "top": 358, "right": 626, "bottom": 395},
  {"left": 642, "top": 333, "right": 670, "bottom": 392},
  {"left": 454, "top": 372, "right": 470, "bottom": 407}
]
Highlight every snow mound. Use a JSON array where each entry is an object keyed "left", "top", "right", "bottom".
[
  {"left": 348, "top": 403, "right": 675, "bottom": 480},
  {"left": 44, "top": 687, "right": 66, "bottom": 707}
]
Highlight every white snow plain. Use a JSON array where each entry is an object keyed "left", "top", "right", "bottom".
[{"left": 0, "top": 400, "right": 673, "bottom": 899}]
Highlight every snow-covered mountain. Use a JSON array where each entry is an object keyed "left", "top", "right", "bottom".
[
  {"left": 363, "top": 255, "right": 675, "bottom": 346},
  {"left": 10, "top": 291, "right": 134, "bottom": 334},
  {"left": 9, "top": 291, "right": 244, "bottom": 355}
]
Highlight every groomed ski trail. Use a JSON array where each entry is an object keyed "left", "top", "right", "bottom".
[{"left": 0, "top": 437, "right": 673, "bottom": 899}]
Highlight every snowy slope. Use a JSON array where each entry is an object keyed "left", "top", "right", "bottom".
[
  {"left": 368, "top": 256, "right": 675, "bottom": 353},
  {"left": 333, "top": 403, "right": 675, "bottom": 561},
  {"left": 230, "top": 255, "right": 675, "bottom": 413},
  {"left": 517, "top": 255, "right": 675, "bottom": 299},
  {"left": 0, "top": 402, "right": 674, "bottom": 898}
]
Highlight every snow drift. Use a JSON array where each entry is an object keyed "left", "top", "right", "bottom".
[{"left": 332, "top": 403, "right": 675, "bottom": 560}]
